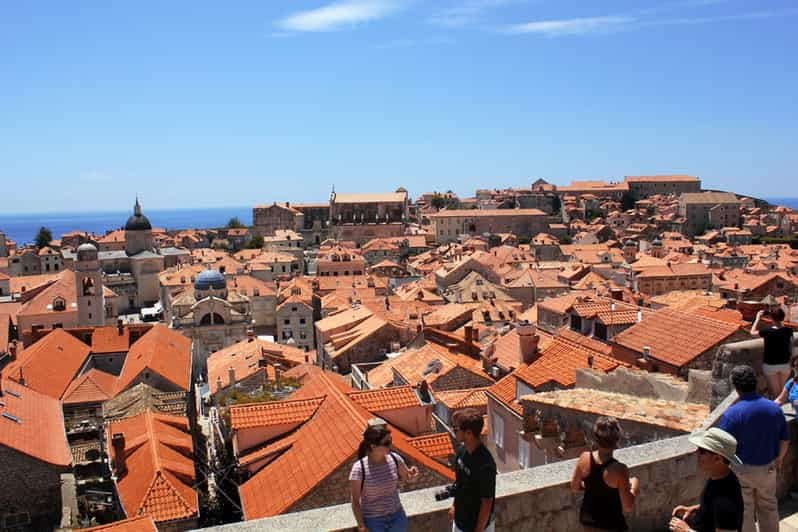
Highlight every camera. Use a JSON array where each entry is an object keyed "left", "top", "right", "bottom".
[{"left": 434, "top": 484, "right": 456, "bottom": 501}]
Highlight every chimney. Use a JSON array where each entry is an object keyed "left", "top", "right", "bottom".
[
  {"left": 8, "top": 341, "right": 17, "bottom": 361},
  {"left": 517, "top": 320, "right": 540, "bottom": 364},
  {"left": 112, "top": 433, "right": 127, "bottom": 476},
  {"left": 117, "top": 318, "right": 124, "bottom": 335},
  {"left": 274, "top": 363, "right": 283, "bottom": 384},
  {"left": 228, "top": 366, "right": 236, "bottom": 387},
  {"left": 465, "top": 325, "right": 473, "bottom": 343},
  {"left": 636, "top": 310, "right": 642, "bottom": 323},
  {"left": 642, "top": 346, "right": 651, "bottom": 359},
  {"left": 17, "top": 367, "right": 24, "bottom": 387},
  {"left": 216, "top": 375, "right": 223, "bottom": 392},
  {"left": 304, "top": 353, "right": 310, "bottom": 363}
]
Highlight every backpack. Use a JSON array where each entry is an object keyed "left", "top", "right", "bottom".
[{"left": 359, "top": 452, "right": 400, "bottom": 491}]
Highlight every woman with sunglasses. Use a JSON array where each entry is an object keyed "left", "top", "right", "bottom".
[
  {"left": 773, "top": 353, "right": 798, "bottom": 409},
  {"left": 350, "top": 419, "right": 419, "bottom": 532}
]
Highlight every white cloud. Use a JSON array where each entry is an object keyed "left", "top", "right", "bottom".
[
  {"left": 276, "top": 0, "right": 402, "bottom": 32},
  {"left": 504, "top": 15, "right": 633, "bottom": 36},
  {"left": 643, "top": 9, "right": 798, "bottom": 27}
]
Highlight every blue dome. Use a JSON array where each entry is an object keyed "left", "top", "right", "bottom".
[{"left": 195, "top": 269, "right": 226, "bottom": 290}]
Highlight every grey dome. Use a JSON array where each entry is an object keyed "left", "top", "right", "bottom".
[
  {"left": 77, "top": 242, "right": 97, "bottom": 252},
  {"left": 195, "top": 269, "right": 226, "bottom": 290},
  {"left": 125, "top": 197, "right": 152, "bottom": 231},
  {"left": 652, "top": 238, "right": 663, "bottom": 247}
]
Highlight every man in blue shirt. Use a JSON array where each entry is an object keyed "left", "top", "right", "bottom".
[{"left": 719, "top": 365, "right": 789, "bottom": 532}]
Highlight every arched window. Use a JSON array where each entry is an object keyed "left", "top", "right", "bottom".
[
  {"left": 53, "top": 297, "right": 66, "bottom": 311},
  {"left": 200, "top": 313, "right": 225, "bottom": 326},
  {"left": 82, "top": 277, "right": 96, "bottom": 296}
]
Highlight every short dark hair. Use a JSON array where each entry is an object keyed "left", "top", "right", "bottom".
[
  {"left": 453, "top": 408, "right": 484, "bottom": 437},
  {"left": 772, "top": 308, "right": 786, "bottom": 322},
  {"left": 730, "top": 365, "right": 757, "bottom": 394},
  {"left": 593, "top": 416, "right": 622, "bottom": 449}
]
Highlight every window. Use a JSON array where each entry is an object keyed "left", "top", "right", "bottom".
[
  {"left": 519, "top": 438, "right": 529, "bottom": 468},
  {"left": 284, "top": 319, "right": 290, "bottom": 325},
  {"left": 300, "top": 318, "right": 306, "bottom": 324},
  {"left": 492, "top": 413, "right": 504, "bottom": 449}
]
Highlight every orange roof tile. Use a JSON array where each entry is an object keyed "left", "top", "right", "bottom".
[
  {"left": 486, "top": 370, "right": 524, "bottom": 416},
  {"left": 62, "top": 368, "right": 117, "bottom": 405},
  {"left": 514, "top": 329, "right": 623, "bottom": 390},
  {"left": 435, "top": 388, "right": 489, "bottom": 409},
  {"left": 17, "top": 271, "right": 78, "bottom": 319},
  {"left": 364, "top": 342, "right": 487, "bottom": 389},
  {"left": 0, "top": 379, "right": 72, "bottom": 465},
  {"left": 230, "top": 397, "right": 325, "bottom": 430},
  {"left": 115, "top": 324, "right": 192, "bottom": 395},
  {"left": 613, "top": 308, "right": 741, "bottom": 367},
  {"left": 407, "top": 433, "right": 454, "bottom": 459},
  {"left": 208, "top": 338, "right": 307, "bottom": 391},
  {"left": 81, "top": 515, "right": 158, "bottom": 532},
  {"left": 91, "top": 325, "right": 131, "bottom": 353},
  {"left": 4, "top": 328, "right": 91, "bottom": 399},
  {"left": 347, "top": 386, "right": 422, "bottom": 412},
  {"left": 107, "top": 411, "right": 197, "bottom": 523}
]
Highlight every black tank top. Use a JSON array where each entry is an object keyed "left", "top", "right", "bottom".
[{"left": 579, "top": 452, "right": 628, "bottom": 531}]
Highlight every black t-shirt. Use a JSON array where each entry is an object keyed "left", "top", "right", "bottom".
[
  {"left": 690, "top": 471, "right": 743, "bottom": 532},
  {"left": 454, "top": 444, "right": 496, "bottom": 532},
  {"left": 760, "top": 326, "right": 794, "bottom": 365}
]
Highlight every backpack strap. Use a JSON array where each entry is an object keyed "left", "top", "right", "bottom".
[{"left": 359, "top": 457, "right": 366, "bottom": 491}]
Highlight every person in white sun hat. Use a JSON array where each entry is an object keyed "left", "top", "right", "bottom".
[{"left": 669, "top": 427, "right": 744, "bottom": 532}]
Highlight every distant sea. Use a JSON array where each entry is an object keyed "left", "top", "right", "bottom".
[
  {"left": 0, "top": 206, "right": 252, "bottom": 245},
  {"left": 765, "top": 198, "right": 798, "bottom": 211}
]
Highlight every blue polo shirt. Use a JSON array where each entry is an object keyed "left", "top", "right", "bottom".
[{"left": 719, "top": 392, "right": 789, "bottom": 466}]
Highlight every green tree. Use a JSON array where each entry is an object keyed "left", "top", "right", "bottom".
[
  {"left": 430, "top": 193, "right": 445, "bottom": 210},
  {"left": 35, "top": 226, "right": 53, "bottom": 248},
  {"left": 620, "top": 191, "right": 636, "bottom": 211},
  {"left": 245, "top": 235, "right": 264, "bottom": 249},
  {"left": 226, "top": 217, "right": 244, "bottom": 229}
]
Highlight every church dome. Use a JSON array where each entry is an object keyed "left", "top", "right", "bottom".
[
  {"left": 195, "top": 269, "right": 226, "bottom": 291},
  {"left": 77, "top": 242, "right": 97, "bottom": 253},
  {"left": 125, "top": 197, "right": 152, "bottom": 231}
]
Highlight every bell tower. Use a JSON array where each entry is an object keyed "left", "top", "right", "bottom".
[{"left": 75, "top": 243, "right": 105, "bottom": 327}]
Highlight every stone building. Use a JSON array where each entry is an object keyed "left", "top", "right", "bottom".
[
  {"left": 329, "top": 191, "right": 408, "bottom": 244},
  {"left": 634, "top": 263, "right": 712, "bottom": 296},
  {"left": 624, "top": 175, "right": 701, "bottom": 198},
  {"left": 0, "top": 380, "right": 73, "bottom": 532},
  {"left": 276, "top": 278, "right": 317, "bottom": 352},
  {"left": 678, "top": 192, "right": 741, "bottom": 237},
  {"left": 428, "top": 209, "right": 549, "bottom": 244},
  {"left": 315, "top": 246, "right": 366, "bottom": 277},
  {"left": 169, "top": 269, "right": 252, "bottom": 366},
  {"left": 253, "top": 202, "right": 330, "bottom": 245}
]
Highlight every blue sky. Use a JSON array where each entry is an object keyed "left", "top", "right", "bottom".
[{"left": 1, "top": 0, "right": 796, "bottom": 213}]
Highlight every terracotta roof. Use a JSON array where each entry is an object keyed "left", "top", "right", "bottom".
[
  {"left": 363, "top": 341, "right": 487, "bottom": 389},
  {"left": 490, "top": 328, "right": 554, "bottom": 371},
  {"left": 407, "top": 433, "right": 454, "bottom": 460},
  {"left": 435, "top": 388, "right": 488, "bottom": 409},
  {"left": 116, "top": 324, "right": 192, "bottom": 395},
  {"left": 0, "top": 313, "right": 11, "bottom": 353},
  {"left": 625, "top": 175, "right": 699, "bottom": 183},
  {"left": 613, "top": 308, "right": 741, "bottom": 368},
  {"left": 515, "top": 329, "right": 623, "bottom": 390},
  {"left": 17, "top": 271, "right": 78, "bottom": 319},
  {"left": 230, "top": 397, "right": 325, "bottom": 430},
  {"left": 333, "top": 192, "right": 407, "bottom": 203},
  {"left": 8, "top": 272, "right": 61, "bottom": 294},
  {"left": 522, "top": 389, "right": 709, "bottom": 433},
  {"left": 91, "top": 326, "right": 131, "bottom": 353},
  {"left": 81, "top": 515, "right": 158, "bottom": 532},
  {"left": 347, "top": 386, "right": 422, "bottom": 412},
  {"left": 680, "top": 191, "right": 739, "bottom": 204},
  {"left": 62, "top": 368, "right": 117, "bottom": 405},
  {"left": 107, "top": 411, "right": 197, "bottom": 523},
  {"left": 0, "top": 379, "right": 72, "bottom": 466},
  {"left": 238, "top": 368, "right": 454, "bottom": 519},
  {"left": 486, "top": 370, "right": 524, "bottom": 416},
  {"left": 428, "top": 208, "right": 546, "bottom": 218},
  {"left": 208, "top": 338, "right": 307, "bottom": 391},
  {"left": 4, "top": 328, "right": 91, "bottom": 399}
]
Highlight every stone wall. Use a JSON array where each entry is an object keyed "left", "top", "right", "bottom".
[{"left": 0, "top": 446, "right": 71, "bottom": 531}]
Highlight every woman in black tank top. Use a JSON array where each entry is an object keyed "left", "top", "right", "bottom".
[{"left": 571, "top": 417, "right": 639, "bottom": 532}]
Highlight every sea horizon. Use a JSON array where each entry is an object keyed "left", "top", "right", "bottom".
[
  {"left": 0, "top": 205, "right": 253, "bottom": 245},
  {"left": 1, "top": 197, "right": 796, "bottom": 247}
]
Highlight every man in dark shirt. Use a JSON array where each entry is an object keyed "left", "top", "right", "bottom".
[
  {"left": 670, "top": 427, "right": 743, "bottom": 532},
  {"left": 449, "top": 408, "right": 496, "bottom": 532},
  {"left": 719, "top": 365, "right": 788, "bottom": 532}
]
